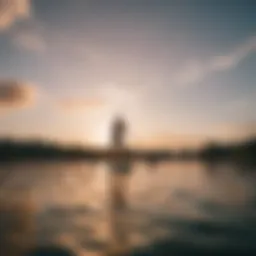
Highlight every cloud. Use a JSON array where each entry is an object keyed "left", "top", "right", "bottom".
[
  {"left": 211, "top": 36, "right": 256, "bottom": 71},
  {"left": 0, "top": 80, "right": 36, "bottom": 110},
  {"left": 173, "top": 35, "right": 256, "bottom": 87},
  {"left": 59, "top": 98, "right": 106, "bottom": 111},
  {"left": 0, "top": 0, "right": 31, "bottom": 31},
  {"left": 10, "top": 22, "right": 46, "bottom": 52}
]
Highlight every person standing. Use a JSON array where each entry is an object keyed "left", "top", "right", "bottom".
[{"left": 107, "top": 116, "right": 132, "bottom": 255}]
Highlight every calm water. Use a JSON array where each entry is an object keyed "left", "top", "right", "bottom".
[{"left": 0, "top": 161, "right": 256, "bottom": 255}]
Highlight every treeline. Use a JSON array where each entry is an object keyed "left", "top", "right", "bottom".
[
  {"left": 198, "top": 137, "right": 256, "bottom": 165},
  {"left": 0, "top": 137, "right": 255, "bottom": 164},
  {"left": 0, "top": 139, "right": 174, "bottom": 162},
  {"left": 0, "top": 139, "right": 100, "bottom": 161}
]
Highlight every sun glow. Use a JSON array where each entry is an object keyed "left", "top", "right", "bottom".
[{"left": 87, "top": 82, "right": 141, "bottom": 146}]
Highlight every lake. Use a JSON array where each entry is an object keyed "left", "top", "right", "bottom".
[{"left": 0, "top": 161, "right": 256, "bottom": 256}]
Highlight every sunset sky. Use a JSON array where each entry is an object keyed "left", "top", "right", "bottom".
[{"left": 0, "top": 0, "right": 255, "bottom": 148}]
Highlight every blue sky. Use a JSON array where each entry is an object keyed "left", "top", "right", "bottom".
[{"left": 0, "top": 0, "right": 255, "bottom": 148}]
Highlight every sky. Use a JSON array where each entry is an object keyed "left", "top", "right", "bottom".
[{"left": 0, "top": 0, "right": 255, "bottom": 148}]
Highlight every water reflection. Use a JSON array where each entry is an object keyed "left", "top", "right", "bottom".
[
  {"left": 0, "top": 161, "right": 255, "bottom": 255},
  {"left": 27, "top": 245, "right": 76, "bottom": 256}
]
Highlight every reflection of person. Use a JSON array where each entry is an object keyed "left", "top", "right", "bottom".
[{"left": 108, "top": 116, "right": 132, "bottom": 254}]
